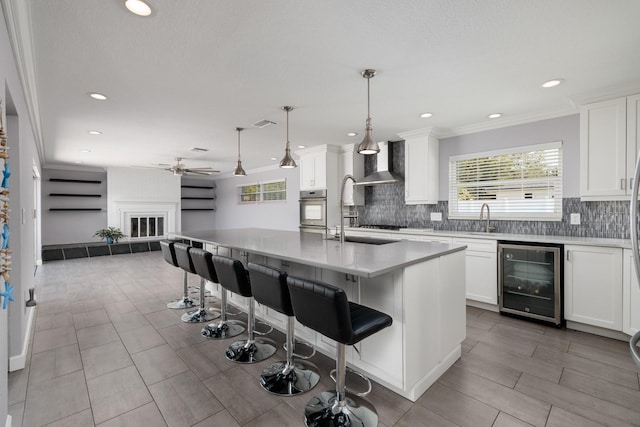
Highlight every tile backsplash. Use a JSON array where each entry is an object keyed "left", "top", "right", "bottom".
[{"left": 356, "top": 141, "right": 632, "bottom": 239}]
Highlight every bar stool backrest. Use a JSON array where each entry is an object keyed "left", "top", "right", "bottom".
[
  {"left": 174, "top": 242, "right": 197, "bottom": 274},
  {"left": 247, "top": 263, "right": 292, "bottom": 317},
  {"left": 160, "top": 240, "right": 178, "bottom": 267},
  {"left": 287, "top": 276, "right": 353, "bottom": 345},
  {"left": 212, "top": 255, "right": 252, "bottom": 298},
  {"left": 190, "top": 247, "right": 219, "bottom": 284}
]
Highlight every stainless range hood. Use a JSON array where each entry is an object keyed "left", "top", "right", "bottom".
[{"left": 354, "top": 141, "right": 403, "bottom": 186}]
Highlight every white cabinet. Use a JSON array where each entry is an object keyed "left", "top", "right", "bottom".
[
  {"left": 564, "top": 245, "right": 623, "bottom": 330},
  {"left": 622, "top": 249, "right": 640, "bottom": 335},
  {"left": 338, "top": 144, "right": 364, "bottom": 206},
  {"left": 297, "top": 145, "right": 340, "bottom": 191},
  {"left": 398, "top": 128, "right": 439, "bottom": 205},
  {"left": 452, "top": 237, "right": 498, "bottom": 305},
  {"left": 580, "top": 94, "right": 640, "bottom": 200}
]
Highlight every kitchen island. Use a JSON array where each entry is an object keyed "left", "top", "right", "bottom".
[{"left": 173, "top": 228, "right": 467, "bottom": 401}]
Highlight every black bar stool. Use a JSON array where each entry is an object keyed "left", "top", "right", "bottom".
[
  {"left": 248, "top": 263, "right": 320, "bottom": 395},
  {"left": 174, "top": 243, "right": 219, "bottom": 323},
  {"left": 287, "top": 276, "right": 392, "bottom": 427},
  {"left": 161, "top": 240, "right": 196, "bottom": 310},
  {"left": 211, "top": 255, "right": 277, "bottom": 363}
]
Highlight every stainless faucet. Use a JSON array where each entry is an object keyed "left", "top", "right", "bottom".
[
  {"left": 480, "top": 203, "right": 494, "bottom": 233},
  {"left": 339, "top": 174, "right": 356, "bottom": 243}
]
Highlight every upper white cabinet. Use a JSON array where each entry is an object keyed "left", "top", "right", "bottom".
[
  {"left": 564, "top": 245, "right": 623, "bottom": 330},
  {"left": 338, "top": 144, "right": 364, "bottom": 206},
  {"left": 580, "top": 94, "right": 640, "bottom": 200},
  {"left": 398, "top": 128, "right": 439, "bottom": 205}
]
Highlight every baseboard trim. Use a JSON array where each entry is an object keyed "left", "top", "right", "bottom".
[{"left": 9, "top": 306, "right": 35, "bottom": 372}]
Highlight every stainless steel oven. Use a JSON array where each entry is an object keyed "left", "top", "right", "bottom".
[
  {"left": 498, "top": 241, "right": 563, "bottom": 326},
  {"left": 299, "top": 189, "right": 327, "bottom": 234}
]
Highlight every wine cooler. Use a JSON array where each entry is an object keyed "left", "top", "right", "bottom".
[{"left": 498, "top": 242, "right": 563, "bottom": 326}]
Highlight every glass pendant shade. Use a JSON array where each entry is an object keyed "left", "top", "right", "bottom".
[
  {"left": 357, "top": 69, "right": 380, "bottom": 155},
  {"left": 233, "top": 127, "right": 247, "bottom": 176},
  {"left": 279, "top": 106, "right": 298, "bottom": 168}
]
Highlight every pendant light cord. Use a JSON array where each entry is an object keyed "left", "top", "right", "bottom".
[
  {"left": 285, "top": 108, "right": 290, "bottom": 150},
  {"left": 237, "top": 128, "right": 242, "bottom": 161}
]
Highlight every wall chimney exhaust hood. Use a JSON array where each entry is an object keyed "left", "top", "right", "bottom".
[{"left": 354, "top": 141, "right": 403, "bottom": 186}]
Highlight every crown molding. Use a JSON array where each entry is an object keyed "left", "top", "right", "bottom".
[
  {"left": 397, "top": 127, "right": 441, "bottom": 140},
  {"left": 2, "top": 0, "right": 45, "bottom": 162}
]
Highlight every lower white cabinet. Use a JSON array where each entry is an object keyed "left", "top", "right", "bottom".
[
  {"left": 622, "top": 249, "right": 640, "bottom": 335},
  {"left": 452, "top": 237, "right": 498, "bottom": 305},
  {"left": 564, "top": 245, "right": 623, "bottom": 330}
]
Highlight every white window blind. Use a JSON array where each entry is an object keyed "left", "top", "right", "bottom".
[
  {"left": 238, "top": 179, "right": 287, "bottom": 204},
  {"left": 448, "top": 142, "right": 562, "bottom": 221}
]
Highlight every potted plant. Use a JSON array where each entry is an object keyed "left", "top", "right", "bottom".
[{"left": 94, "top": 226, "right": 126, "bottom": 244}]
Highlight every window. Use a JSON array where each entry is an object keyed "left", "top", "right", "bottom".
[
  {"left": 448, "top": 142, "right": 562, "bottom": 221},
  {"left": 130, "top": 215, "right": 165, "bottom": 238},
  {"left": 239, "top": 179, "right": 287, "bottom": 203}
]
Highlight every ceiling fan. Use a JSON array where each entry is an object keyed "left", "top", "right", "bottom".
[{"left": 162, "top": 157, "right": 220, "bottom": 176}]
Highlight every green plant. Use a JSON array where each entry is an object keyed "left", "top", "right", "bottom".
[{"left": 93, "top": 226, "right": 126, "bottom": 243}]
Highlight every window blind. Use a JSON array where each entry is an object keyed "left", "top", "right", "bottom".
[
  {"left": 448, "top": 142, "right": 562, "bottom": 221},
  {"left": 238, "top": 179, "right": 287, "bottom": 203}
]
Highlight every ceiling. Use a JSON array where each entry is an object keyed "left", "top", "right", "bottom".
[{"left": 8, "top": 0, "right": 640, "bottom": 176}]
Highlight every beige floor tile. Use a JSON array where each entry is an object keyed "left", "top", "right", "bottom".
[
  {"left": 417, "top": 382, "right": 498, "bottom": 427},
  {"left": 110, "top": 310, "right": 151, "bottom": 334},
  {"left": 492, "top": 412, "right": 536, "bottom": 427},
  {"left": 7, "top": 364, "right": 29, "bottom": 405},
  {"left": 191, "top": 409, "right": 240, "bottom": 427},
  {"left": 144, "top": 309, "right": 183, "bottom": 329},
  {"left": 97, "top": 402, "right": 166, "bottom": 427},
  {"left": 76, "top": 322, "right": 120, "bottom": 351},
  {"left": 86, "top": 365, "right": 152, "bottom": 425},
  {"left": 131, "top": 343, "right": 189, "bottom": 386},
  {"left": 545, "top": 406, "right": 605, "bottom": 427},
  {"left": 156, "top": 322, "right": 208, "bottom": 351},
  {"left": 44, "top": 409, "right": 94, "bottom": 426},
  {"left": 149, "top": 370, "right": 224, "bottom": 427},
  {"left": 81, "top": 340, "right": 133, "bottom": 380},
  {"left": 23, "top": 370, "right": 91, "bottom": 426},
  {"left": 73, "top": 309, "right": 110, "bottom": 330},
  {"left": 394, "top": 403, "right": 459, "bottom": 427},
  {"left": 29, "top": 343, "right": 82, "bottom": 385},
  {"left": 559, "top": 368, "right": 640, "bottom": 413},
  {"left": 119, "top": 324, "right": 166, "bottom": 354},
  {"left": 35, "top": 311, "right": 74, "bottom": 332},
  {"left": 243, "top": 402, "right": 304, "bottom": 427},
  {"left": 175, "top": 339, "right": 233, "bottom": 381},
  {"left": 32, "top": 325, "right": 78, "bottom": 354}
]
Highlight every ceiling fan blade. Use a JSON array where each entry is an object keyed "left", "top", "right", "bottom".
[{"left": 185, "top": 170, "right": 213, "bottom": 176}]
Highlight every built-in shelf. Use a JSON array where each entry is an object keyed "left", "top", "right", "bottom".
[
  {"left": 181, "top": 196, "right": 215, "bottom": 200},
  {"left": 49, "top": 208, "right": 103, "bottom": 211},
  {"left": 181, "top": 185, "right": 215, "bottom": 189},
  {"left": 181, "top": 208, "right": 216, "bottom": 211},
  {"left": 49, "top": 178, "right": 102, "bottom": 184},
  {"left": 49, "top": 193, "right": 102, "bottom": 197}
]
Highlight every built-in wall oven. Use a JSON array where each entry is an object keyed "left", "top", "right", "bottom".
[
  {"left": 299, "top": 189, "right": 327, "bottom": 234},
  {"left": 498, "top": 241, "right": 563, "bottom": 326}
]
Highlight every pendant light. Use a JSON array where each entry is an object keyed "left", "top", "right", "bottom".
[
  {"left": 357, "top": 69, "right": 380, "bottom": 155},
  {"left": 233, "top": 127, "right": 247, "bottom": 176},
  {"left": 279, "top": 106, "right": 297, "bottom": 168}
]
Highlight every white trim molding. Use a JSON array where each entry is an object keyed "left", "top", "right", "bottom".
[{"left": 9, "top": 306, "right": 35, "bottom": 372}]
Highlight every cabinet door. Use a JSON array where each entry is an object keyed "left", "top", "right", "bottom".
[
  {"left": 453, "top": 238, "right": 498, "bottom": 305},
  {"left": 623, "top": 249, "right": 640, "bottom": 335},
  {"left": 580, "top": 97, "right": 627, "bottom": 198},
  {"left": 565, "top": 245, "right": 622, "bottom": 330},
  {"left": 299, "top": 155, "right": 317, "bottom": 190},
  {"left": 404, "top": 136, "right": 439, "bottom": 205},
  {"left": 627, "top": 94, "right": 640, "bottom": 191}
]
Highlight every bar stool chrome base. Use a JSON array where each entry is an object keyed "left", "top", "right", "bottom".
[
  {"left": 201, "top": 320, "right": 245, "bottom": 339},
  {"left": 225, "top": 337, "right": 277, "bottom": 363},
  {"left": 304, "top": 391, "right": 378, "bottom": 427},
  {"left": 260, "top": 360, "right": 320, "bottom": 396},
  {"left": 167, "top": 296, "right": 196, "bottom": 310},
  {"left": 181, "top": 307, "right": 220, "bottom": 323}
]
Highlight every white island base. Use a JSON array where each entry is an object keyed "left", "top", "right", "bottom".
[{"left": 206, "top": 244, "right": 466, "bottom": 402}]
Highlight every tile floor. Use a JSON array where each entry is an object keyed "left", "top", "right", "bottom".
[{"left": 7, "top": 251, "right": 640, "bottom": 426}]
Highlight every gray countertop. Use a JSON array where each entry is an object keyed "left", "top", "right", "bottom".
[
  {"left": 173, "top": 228, "right": 466, "bottom": 278},
  {"left": 345, "top": 227, "right": 632, "bottom": 249}
]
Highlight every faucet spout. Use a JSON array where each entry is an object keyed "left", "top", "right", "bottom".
[
  {"left": 339, "top": 174, "right": 357, "bottom": 243},
  {"left": 480, "top": 203, "right": 493, "bottom": 233}
]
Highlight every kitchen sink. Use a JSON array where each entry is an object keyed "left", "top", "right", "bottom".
[{"left": 326, "top": 236, "right": 399, "bottom": 245}]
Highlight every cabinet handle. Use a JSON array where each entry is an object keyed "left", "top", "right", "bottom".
[
  {"left": 622, "top": 179, "right": 627, "bottom": 190},
  {"left": 566, "top": 250, "right": 570, "bottom": 262}
]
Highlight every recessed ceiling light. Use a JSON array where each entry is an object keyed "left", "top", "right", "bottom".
[
  {"left": 297, "top": 145, "right": 306, "bottom": 149},
  {"left": 88, "top": 130, "right": 102, "bottom": 135},
  {"left": 125, "top": 0, "right": 152, "bottom": 16},
  {"left": 80, "top": 149, "right": 91, "bottom": 153},
  {"left": 271, "top": 157, "right": 278, "bottom": 161},
  {"left": 488, "top": 113, "right": 502, "bottom": 119},
  {"left": 89, "top": 93, "right": 107, "bottom": 101},
  {"left": 419, "top": 112, "right": 433, "bottom": 118},
  {"left": 74, "top": 161, "right": 83, "bottom": 164},
  {"left": 541, "top": 79, "right": 564, "bottom": 88},
  {"left": 347, "top": 132, "right": 358, "bottom": 137}
]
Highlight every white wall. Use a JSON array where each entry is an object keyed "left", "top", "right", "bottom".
[
  {"left": 439, "top": 114, "right": 580, "bottom": 199},
  {"left": 213, "top": 166, "right": 300, "bottom": 231},
  {"left": 107, "top": 167, "right": 181, "bottom": 236}
]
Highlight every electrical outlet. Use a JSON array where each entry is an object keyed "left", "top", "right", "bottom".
[
  {"left": 430, "top": 212, "right": 442, "bottom": 221},
  {"left": 570, "top": 213, "right": 581, "bottom": 225}
]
